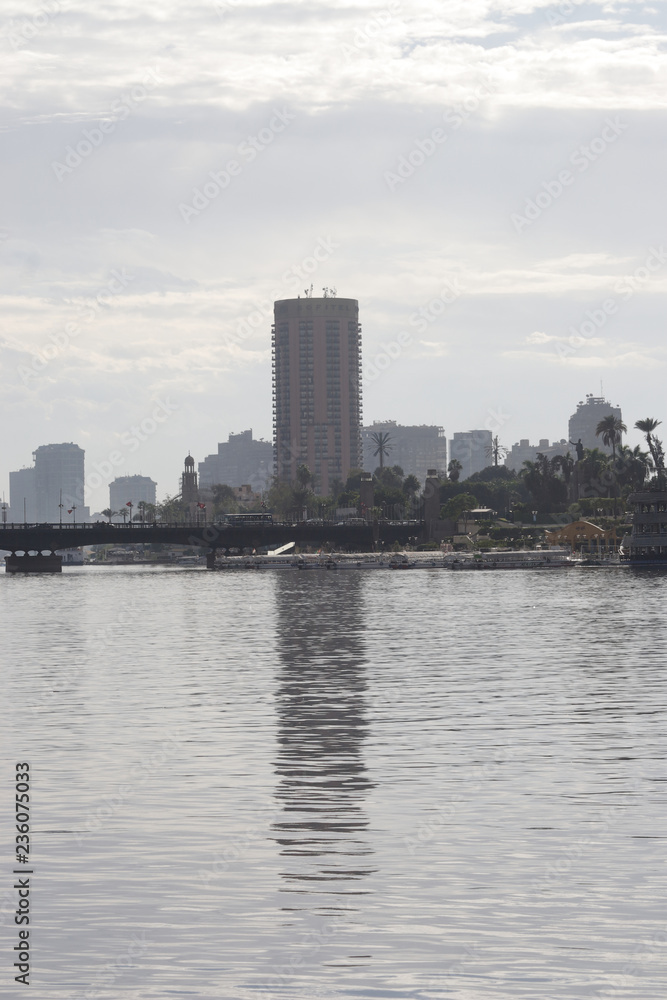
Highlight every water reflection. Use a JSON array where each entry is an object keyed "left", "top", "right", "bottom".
[{"left": 272, "top": 573, "right": 375, "bottom": 903}]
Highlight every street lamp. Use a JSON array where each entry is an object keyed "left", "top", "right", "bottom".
[
  {"left": 532, "top": 510, "right": 538, "bottom": 523},
  {"left": 126, "top": 501, "right": 133, "bottom": 525},
  {"left": 59, "top": 488, "right": 64, "bottom": 526},
  {"left": 68, "top": 505, "right": 77, "bottom": 525}
]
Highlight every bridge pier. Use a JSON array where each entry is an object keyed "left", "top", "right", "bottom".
[
  {"left": 5, "top": 552, "right": 63, "bottom": 574},
  {"left": 206, "top": 551, "right": 217, "bottom": 570}
]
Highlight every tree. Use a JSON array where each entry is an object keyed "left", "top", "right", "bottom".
[
  {"left": 596, "top": 415, "right": 627, "bottom": 462},
  {"left": 485, "top": 436, "right": 508, "bottom": 467},
  {"left": 447, "top": 458, "right": 462, "bottom": 482},
  {"left": 371, "top": 431, "right": 392, "bottom": 469},
  {"left": 101, "top": 508, "right": 116, "bottom": 523},
  {"left": 134, "top": 501, "right": 157, "bottom": 523},
  {"left": 157, "top": 494, "right": 189, "bottom": 523},
  {"left": 595, "top": 416, "right": 627, "bottom": 513},
  {"left": 521, "top": 453, "right": 566, "bottom": 510},
  {"left": 402, "top": 474, "right": 420, "bottom": 499},
  {"left": 442, "top": 492, "right": 478, "bottom": 521},
  {"left": 292, "top": 465, "right": 313, "bottom": 508},
  {"left": 552, "top": 452, "right": 574, "bottom": 485},
  {"left": 617, "top": 444, "right": 651, "bottom": 493},
  {"left": 634, "top": 417, "right": 664, "bottom": 474}
]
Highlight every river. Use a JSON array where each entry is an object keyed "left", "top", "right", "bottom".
[{"left": 1, "top": 564, "right": 666, "bottom": 998}]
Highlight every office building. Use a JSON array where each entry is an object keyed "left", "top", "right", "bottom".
[
  {"left": 448, "top": 430, "right": 493, "bottom": 480},
  {"left": 362, "top": 421, "right": 447, "bottom": 482},
  {"left": 568, "top": 394, "right": 622, "bottom": 454},
  {"left": 109, "top": 475, "right": 157, "bottom": 512},
  {"left": 272, "top": 295, "right": 362, "bottom": 495},
  {"left": 506, "top": 438, "right": 570, "bottom": 473},
  {"left": 33, "top": 443, "right": 86, "bottom": 521},
  {"left": 199, "top": 430, "right": 273, "bottom": 491}
]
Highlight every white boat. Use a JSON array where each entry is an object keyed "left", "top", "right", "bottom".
[
  {"left": 212, "top": 552, "right": 420, "bottom": 571},
  {"left": 444, "top": 549, "right": 574, "bottom": 570}
]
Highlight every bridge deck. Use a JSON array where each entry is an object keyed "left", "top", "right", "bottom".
[{"left": 0, "top": 521, "right": 424, "bottom": 553}]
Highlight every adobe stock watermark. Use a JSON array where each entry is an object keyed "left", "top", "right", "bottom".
[
  {"left": 74, "top": 736, "right": 183, "bottom": 846},
  {"left": 178, "top": 108, "right": 296, "bottom": 223},
  {"left": 384, "top": 79, "right": 496, "bottom": 192},
  {"left": 77, "top": 398, "right": 180, "bottom": 500},
  {"left": 214, "top": 0, "right": 241, "bottom": 15},
  {"left": 363, "top": 276, "right": 465, "bottom": 384},
  {"left": 4, "top": 0, "right": 63, "bottom": 51},
  {"left": 404, "top": 749, "right": 513, "bottom": 856},
  {"left": 51, "top": 66, "right": 162, "bottom": 181},
  {"left": 18, "top": 268, "right": 134, "bottom": 384},
  {"left": 222, "top": 236, "right": 340, "bottom": 353},
  {"left": 340, "top": 0, "right": 402, "bottom": 58},
  {"left": 69, "top": 932, "right": 149, "bottom": 999},
  {"left": 555, "top": 245, "right": 667, "bottom": 361},
  {"left": 512, "top": 117, "right": 629, "bottom": 233},
  {"left": 545, "top": 0, "right": 584, "bottom": 28}
]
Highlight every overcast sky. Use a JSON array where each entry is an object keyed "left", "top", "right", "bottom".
[{"left": 2, "top": 0, "right": 667, "bottom": 508}]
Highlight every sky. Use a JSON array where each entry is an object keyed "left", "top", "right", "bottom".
[{"left": 2, "top": 0, "right": 667, "bottom": 509}]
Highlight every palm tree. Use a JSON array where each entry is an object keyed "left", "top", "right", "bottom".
[
  {"left": 521, "top": 453, "right": 566, "bottom": 510},
  {"left": 596, "top": 415, "right": 627, "bottom": 461},
  {"left": 485, "top": 435, "right": 508, "bottom": 467},
  {"left": 371, "top": 431, "right": 392, "bottom": 469},
  {"left": 635, "top": 417, "right": 664, "bottom": 474},
  {"left": 402, "top": 474, "right": 420, "bottom": 499},
  {"left": 447, "top": 458, "right": 462, "bottom": 482},
  {"left": 595, "top": 416, "right": 627, "bottom": 514},
  {"left": 617, "top": 444, "right": 651, "bottom": 492},
  {"left": 101, "top": 508, "right": 116, "bottom": 523}
]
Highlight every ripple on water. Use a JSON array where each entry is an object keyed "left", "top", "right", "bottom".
[{"left": 2, "top": 565, "right": 666, "bottom": 998}]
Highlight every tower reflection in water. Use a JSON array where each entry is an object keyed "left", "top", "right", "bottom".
[{"left": 272, "top": 572, "right": 375, "bottom": 909}]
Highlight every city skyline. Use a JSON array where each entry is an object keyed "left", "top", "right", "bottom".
[
  {"left": 2, "top": 391, "right": 632, "bottom": 515},
  {"left": 2, "top": 3, "right": 666, "bottom": 512}
]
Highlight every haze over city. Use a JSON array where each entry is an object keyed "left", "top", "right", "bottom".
[{"left": 2, "top": 0, "right": 667, "bottom": 512}]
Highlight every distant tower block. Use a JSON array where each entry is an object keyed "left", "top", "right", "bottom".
[
  {"left": 272, "top": 296, "right": 362, "bottom": 495},
  {"left": 181, "top": 455, "right": 199, "bottom": 504}
]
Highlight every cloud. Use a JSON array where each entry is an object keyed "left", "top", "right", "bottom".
[{"left": 2, "top": 0, "right": 667, "bottom": 502}]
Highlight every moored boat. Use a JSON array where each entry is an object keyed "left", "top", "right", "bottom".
[{"left": 626, "top": 487, "right": 667, "bottom": 566}]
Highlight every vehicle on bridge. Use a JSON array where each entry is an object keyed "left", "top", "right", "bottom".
[{"left": 218, "top": 512, "right": 274, "bottom": 525}]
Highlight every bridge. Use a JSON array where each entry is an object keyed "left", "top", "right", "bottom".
[{"left": 0, "top": 520, "right": 426, "bottom": 572}]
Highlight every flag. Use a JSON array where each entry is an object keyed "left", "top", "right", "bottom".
[
  {"left": 67, "top": 509, "right": 72, "bottom": 514},
  {"left": 197, "top": 503, "right": 206, "bottom": 509},
  {"left": 126, "top": 501, "right": 132, "bottom": 507}
]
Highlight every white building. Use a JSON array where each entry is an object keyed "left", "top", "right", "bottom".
[
  {"left": 568, "top": 395, "right": 623, "bottom": 454},
  {"left": 362, "top": 421, "right": 447, "bottom": 482}
]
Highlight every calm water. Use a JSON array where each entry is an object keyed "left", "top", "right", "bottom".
[{"left": 1, "top": 565, "right": 666, "bottom": 999}]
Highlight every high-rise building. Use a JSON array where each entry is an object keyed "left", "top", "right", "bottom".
[
  {"left": 109, "top": 475, "right": 157, "bottom": 512},
  {"left": 199, "top": 430, "right": 273, "bottom": 491},
  {"left": 568, "top": 394, "right": 623, "bottom": 453},
  {"left": 448, "top": 430, "right": 493, "bottom": 480},
  {"left": 362, "top": 421, "right": 447, "bottom": 482},
  {"left": 272, "top": 296, "right": 362, "bottom": 495},
  {"left": 33, "top": 443, "right": 86, "bottom": 522},
  {"left": 9, "top": 468, "right": 37, "bottom": 523}
]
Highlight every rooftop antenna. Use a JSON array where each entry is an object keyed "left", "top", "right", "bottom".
[{"left": 304, "top": 284, "right": 313, "bottom": 298}]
